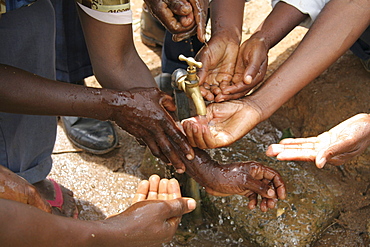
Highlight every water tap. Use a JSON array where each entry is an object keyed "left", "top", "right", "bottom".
[{"left": 171, "top": 55, "right": 207, "bottom": 116}]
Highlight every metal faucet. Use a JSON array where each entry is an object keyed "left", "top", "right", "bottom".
[{"left": 171, "top": 54, "right": 207, "bottom": 116}]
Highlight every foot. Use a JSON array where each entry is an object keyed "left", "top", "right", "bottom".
[
  {"left": 61, "top": 116, "right": 118, "bottom": 155},
  {"left": 33, "top": 179, "right": 78, "bottom": 218}
]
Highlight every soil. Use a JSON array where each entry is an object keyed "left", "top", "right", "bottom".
[{"left": 49, "top": 0, "right": 370, "bottom": 246}]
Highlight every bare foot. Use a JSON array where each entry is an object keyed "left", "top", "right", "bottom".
[{"left": 33, "top": 179, "right": 78, "bottom": 218}]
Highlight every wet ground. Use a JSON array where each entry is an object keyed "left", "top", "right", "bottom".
[{"left": 49, "top": 0, "right": 370, "bottom": 246}]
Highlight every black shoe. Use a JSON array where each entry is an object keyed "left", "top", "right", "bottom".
[
  {"left": 140, "top": 3, "right": 165, "bottom": 47},
  {"left": 61, "top": 117, "right": 118, "bottom": 155}
]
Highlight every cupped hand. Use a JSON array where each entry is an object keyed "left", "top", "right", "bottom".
[
  {"left": 266, "top": 113, "right": 370, "bottom": 168},
  {"left": 105, "top": 174, "right": 196, "bottom": 246},
  {"left": 132, "top": 174, "right": 182, "bottom": 203},
  {"left": 195, "top": 36, "right": 240, "bottom": 102},
  {"left": 220, "top": 36, "right": 269, "bottom": 97},
  {"left": 182, "top": 98, "right": 262, "bottom": 149},
  {"left": 0, "top": 165, "right": 52, "bottom": 213},
  {"left": 111, "top": 87, "right": 194, "bottom": 172}
]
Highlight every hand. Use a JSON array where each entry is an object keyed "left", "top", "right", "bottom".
[
  {"left": 220, "top": 36, "right": 269, "bottom": 97},
  {"left": 105, "top": 174, "right": 196, "bottom": 246},
  {"left": 200, "top": 160, "right": 286, "bottom": 212},
  {"left": 144, "top": 0, "right": 208, "bottom": 42},
  {"left": 182, "top": 98, "right": 262, "bottom": 149},
  {"left": 111, "top": 88, "right": 194, "bottom": 172},
  {"left": 266, "top": 113, "right": 370, "bottom": 168},
  {"left": 0, "top": 165, "right": 51, "bottom": 213},
  {"left": 196, "top": 35, "right": 240, "bottom": 102},
  {"left": 132, "top": 174, "right": 182, "bottom": 203}
]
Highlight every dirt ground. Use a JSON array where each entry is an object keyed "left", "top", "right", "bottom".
[{"left": 50, "top": 0, "right": 370, "bottom": 246}]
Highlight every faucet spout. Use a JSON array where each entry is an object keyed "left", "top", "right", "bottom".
[{"left": 171, "top": 55, "right": 207, "bottom": 116}]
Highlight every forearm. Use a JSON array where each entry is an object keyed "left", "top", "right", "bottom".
[
  {"left": 249, "top": 0, "right": 370, "bottom": 120},
  {"left": 210, "top": 0, "right": 245, "bottom": 44},
  {"left": 0, "top": 199, "right": 106, "bottom": 246},
  {"left": 77, "top": 7, "right": 156, "bottom": 91},
  {"left": 0, "top": 64, "right": 117, "bottom": 120},
  {"left": 252, "top": 2, "right": 307, "bottom": 49}
]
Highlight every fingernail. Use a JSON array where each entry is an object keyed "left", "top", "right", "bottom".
[
  {"left": 245, "top": 75, "right": 252, "bottom": 84},
  {"left": 268, "top": 189, "right": 275, "bottom": 197},
  {"left": 186, "top": 154, "right": 193, "bottom": 160},
  {"left": 187, "top": 199, "right": 197, "bottom": 210},
  {"left": 317, "top": 157, "right": 326, "bottom": 168},
  {"left": 176, "top": 169, "right": 185, "bottom": 174}
]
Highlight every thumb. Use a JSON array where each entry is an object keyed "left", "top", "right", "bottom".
[
  {"left": 168, "top": 198, "right": 196, "bottom": 215},
  {"left": 315, "top": 142, "right": 346, "bottom": 168},
  {"left": 165, "top": 198, "right": 196, "bottom": 227}
]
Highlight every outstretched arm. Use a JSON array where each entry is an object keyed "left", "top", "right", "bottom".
[
  {"left": 183, "top": 0, "right": 370, "bottom": 149},
  {"left": 266, "top": 113, "right": 370, "bottom": 168},
  {"left": 0, "top": 174, "right": 196, "bottom": 246}
]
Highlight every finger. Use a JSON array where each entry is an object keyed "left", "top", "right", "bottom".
[
  {"left": 240, "top": 177, "right": 275, "bottom": 199},
  {"left": 179, "top": 12, "right": 194, "bottom": 27},
  {"left": 168, "top": 178, "right": 182, "bottom": 199},
  {"left": 167, "top": 0, "right": 192, "bottom": 15},
  {"left": 144, "top": 136, "right": 170, "bottom": 164},
  {"left": 259, "top": 198, "right": 268, "bottom": 212},
  {"left": 259, "top": 167, "right": 286, "bottom": 200},
  {"left": 267, "top": 198, "right": 278, "bottom": 209},
  {"left": 279, "top": 137, "right": 318, "bottom": 144},
  {"left": 147, "top": 175, "right": 161, "bottom": 200},
  {"left": 172, "top": 26, "right": 197, "bottom": 42},
  {"left": 166, "top": 198, "right": 197, "bottom": 219},
  {"left": 191, "top": 122, "right": 210, "bottom": 149},
  {"left": 247, "top": 193, "right": 258, "bottom": 210},
  {"left": 215, "top": 91, "right": 247, "bottom": 102},
  {"left": 182, "top": 119, "right": 197, "bottom": 147},
  {"left": 243, "top": 55, "right": 267, "bottom": 85},
  {"left": 132, "top": 180, "right": 150, "bottom": 203},
  {"left": 188, "top": 0, "right": 207, "bottom": 43},
  {"left": 156, "top": 135, "right": 186, "bottom": 172},
  {"left": 158, "top": 178, "right": 169, "bottom": 200},
  {"left": 160, "top": 116, "right": 195, "bottom": 161}
]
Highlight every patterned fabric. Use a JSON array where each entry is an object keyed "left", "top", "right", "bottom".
[{"left": 76, "top": 0, "right": 130, "bottom": 13}]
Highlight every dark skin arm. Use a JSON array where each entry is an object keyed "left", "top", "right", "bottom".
[
  {"left": 219, "top": 2, "right": 308, "bottom": 100},
  {"left": 78, "top": 7, "right": 195, "bottom": 169},
  {"left": 0, "top": 175, "right": 196, "bottom": 247},
  {"left": 0, "top": 166, "right": 51, "bottom": 213},
  {"left": 195, "top": 0, "right": 245, "bottom": 102},
  {"left": 0, "top": 64, "right": 192, "bottom": 171},
  {"left": 183, "top": 0, "right": 370, "bottom": 149}
]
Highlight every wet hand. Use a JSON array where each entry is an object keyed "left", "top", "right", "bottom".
[
  {"left": 196, "top": 36, "right": 240, "bottom": 102},
  {"left": 220, "top": 36, "right": 269, "bottom": 98},
  {"left": 204, "top": 161, "right": 286, "bottom": 212},
  {"left": 182, "top": 99, "right": 262, "bottom": 149},
  {"left": 0, "top": 165, "right": 51, "bottom": 213},
  {"left": 144, "top": 0, "right": 208, "bottom": 42},
  {"left": 111, "top": 88, "right": 194, "bottom": 172},
  {"left": 266, "top": 113, "right": 370, "bottom": 168}
]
